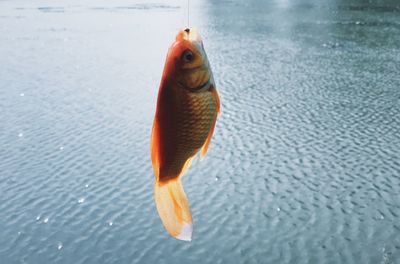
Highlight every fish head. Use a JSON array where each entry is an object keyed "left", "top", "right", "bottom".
[{"left": 164, "top": 28, "right": 212, "bottom": 91}]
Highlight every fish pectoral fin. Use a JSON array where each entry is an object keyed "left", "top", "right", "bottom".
[{"left": 154, "top": 178, "right": 193, "bottom": 241}]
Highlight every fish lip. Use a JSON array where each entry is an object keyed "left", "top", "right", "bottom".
[
  {"left": 176, "top": 28, "right": 202, "bottom": 43},
  {"left": 187, "top": 27, "right": 202, "bottom": 42},
  {"left": 177, "top": 79, "right": 211, "bottom": 93}
]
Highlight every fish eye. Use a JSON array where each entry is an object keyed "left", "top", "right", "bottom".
[{"left": 182, "top": 50, "right": 194, "bottom": 63}]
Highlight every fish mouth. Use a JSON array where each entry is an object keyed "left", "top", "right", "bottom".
[
  {"left": 187, "top": 28, "right": 202, "bottom": 42},
  {"left": 177, "top": 27, "right": 202, "bottom": 43}
]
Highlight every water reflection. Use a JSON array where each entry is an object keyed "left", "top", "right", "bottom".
[{"left": 0, "top": 0, "right": 400, "bottom": 263}]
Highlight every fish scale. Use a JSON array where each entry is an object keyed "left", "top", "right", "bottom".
[{"left": 162, "top": 89, "right": 217, "bottom": 177}]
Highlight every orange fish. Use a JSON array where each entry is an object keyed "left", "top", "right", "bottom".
[{"left": 150, "top": 28, "right": 220, "bottom": 241}]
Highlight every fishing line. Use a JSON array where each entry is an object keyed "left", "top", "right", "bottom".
[{"left": 187, "top": 0, "right": 190, "bottom": 28}]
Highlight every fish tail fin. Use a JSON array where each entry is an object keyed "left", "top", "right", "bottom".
[{"left": 154, "top": 178, "right": 193, "bottom": 241}]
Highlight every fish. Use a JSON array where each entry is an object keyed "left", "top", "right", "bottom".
[{"left": 150, "top": 28, "right": 220, "bottom": 241}]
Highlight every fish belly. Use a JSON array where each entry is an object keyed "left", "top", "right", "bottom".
[{"left": 159, "top": 90, "right": 217, "bottom": 180}]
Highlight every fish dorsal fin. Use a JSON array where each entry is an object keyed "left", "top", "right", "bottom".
[{"left": 150, "top": 118, "right": 161, "bottom": 180}]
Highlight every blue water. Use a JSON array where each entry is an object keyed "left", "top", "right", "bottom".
[{"left": 1, "top": 0, "right": 400, "bottom": 263}]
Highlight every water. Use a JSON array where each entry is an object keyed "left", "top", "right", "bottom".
[{"left": 1, "top": 0, "right": 400, "bottom": 263}]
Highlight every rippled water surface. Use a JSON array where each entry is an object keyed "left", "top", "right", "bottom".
[{"left": 1, "top": 0, "right": 400, "bottom": 263}]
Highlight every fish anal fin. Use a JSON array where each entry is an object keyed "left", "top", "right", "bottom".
[{"left": 178, "top": 156, "right": 194, "bottom": 179}]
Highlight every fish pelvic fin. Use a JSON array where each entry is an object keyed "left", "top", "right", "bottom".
[
  {"left": 154, "top": 178, "right": 193, "bottom": 241},
  {"left": 212, "top": 85, "right": 221, "bottom": 115}
]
